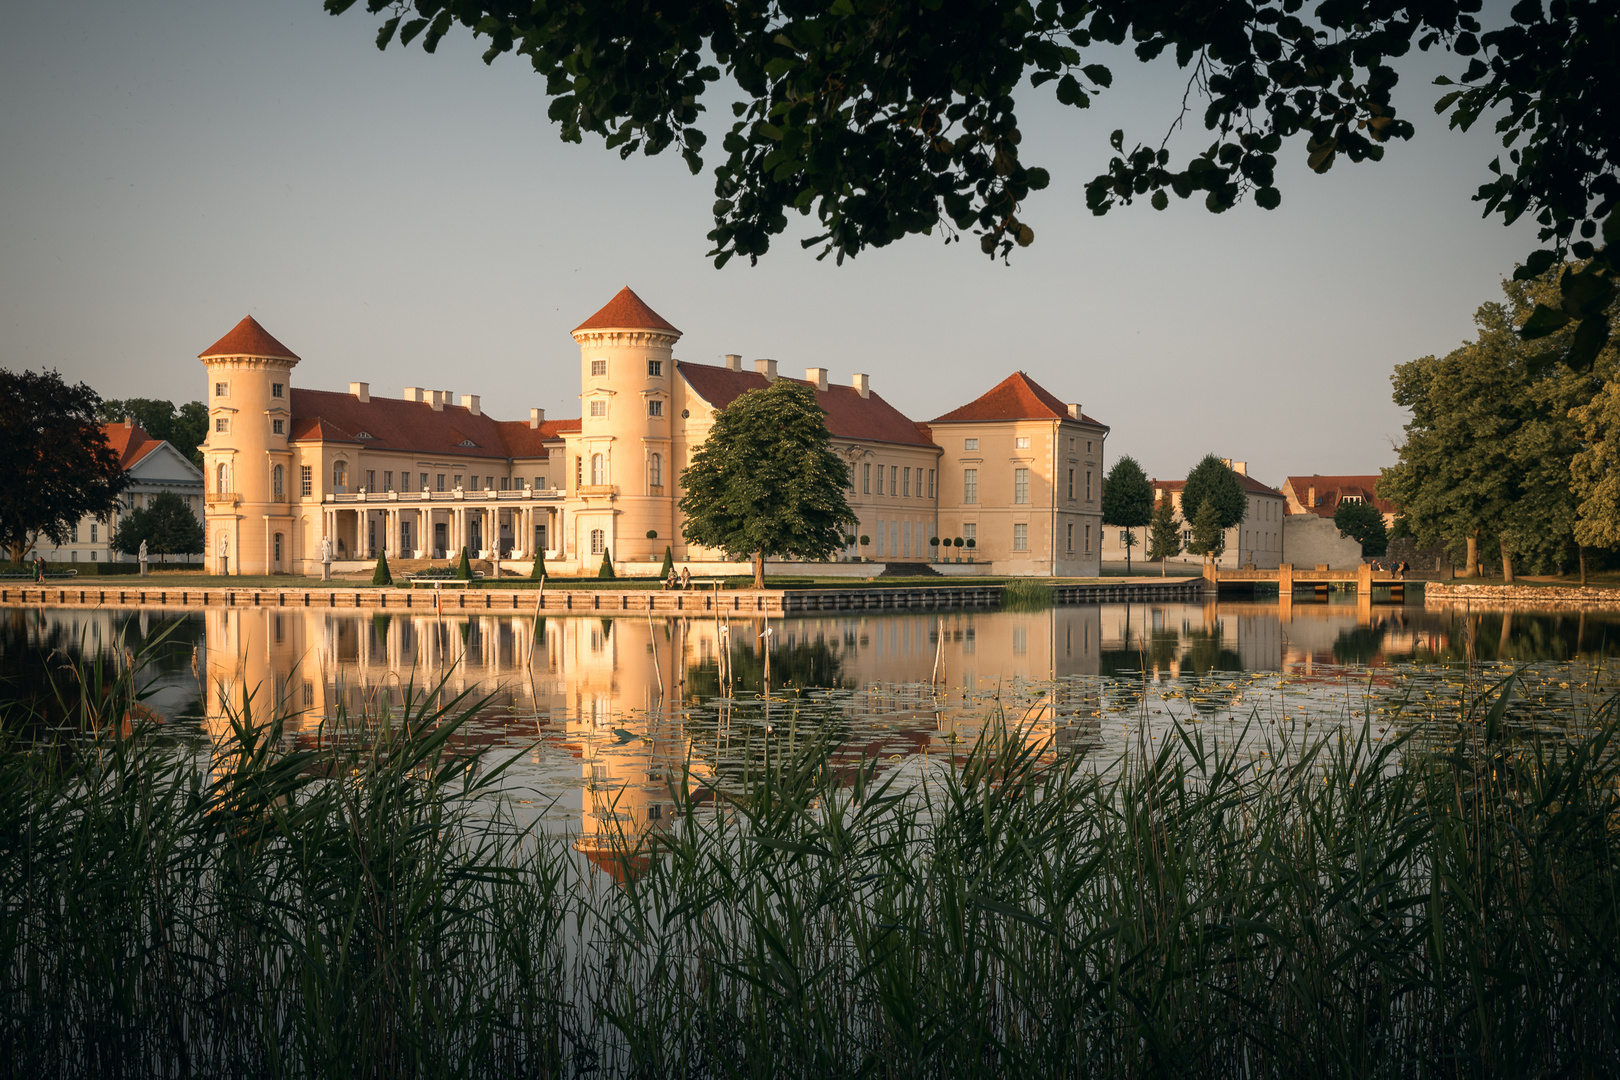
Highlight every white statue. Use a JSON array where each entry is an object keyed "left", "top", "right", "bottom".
[
  {"left": 319, "top": 537, "right": 333, "bottom": 563},
  {"left": 138, "top": 539, "right": 148, "bottom": 561}
]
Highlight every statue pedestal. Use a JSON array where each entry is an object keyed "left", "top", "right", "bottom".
[
  {"left": 321, "top": 561, "right": 332, "bottom": 582},
  {"left": 138, "top": 560, "right": 148, "bottom": 578}
]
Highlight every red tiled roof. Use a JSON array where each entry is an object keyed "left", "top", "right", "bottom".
[
  {"left": 1153, "top": 473, "right": 1282, "bottom": 498},
  {"left": 677, "top": 362, "right": 936, "bottom": 448},
  {"left": 929, "top": 371, "right": 1104, "bottom": 427},
  {"left": 100, "top": 421, "right": 162, "bottom": 469},
  {"left": 199, "top": 316, "right": 300, "bottom": 361},
  {"left": 573, "top": 287, "right": 680, "bottom": 335},
  {"left": 288, "top": 388, "right": 571, "bottom": 459},
  {"left": 1284, "top": 475, "right": 1396, "bottom": 517}
]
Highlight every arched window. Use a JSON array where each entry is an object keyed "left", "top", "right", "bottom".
[
  {"left": 590, "top": 528, "right": 605, "bottom": 555},
  {"left": 590, "top": 453, "right": 606, "bottom": 486},
  {"left": 648, "top": 453, "right": 662, "bottom": 491},
  {"left": 272, "top": 464, "right": 284, "bottom": 498},
  {"left": 215, "top": 462, "right": 229, "bottom": 494},
  {"left": 333, "top": 461, "right": 348, "bottom": 490}
]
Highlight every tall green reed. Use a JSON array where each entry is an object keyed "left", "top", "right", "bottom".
[{"left": 3, "top": 635, "right": 1618, "bottom": 1078}]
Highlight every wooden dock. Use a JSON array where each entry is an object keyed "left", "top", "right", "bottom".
[
  {"left": 1, "top": 576, "right": 1206, "bottom": 615},
  {"left": 1209, "top": 563, "right": 1410, "bottom": 599}
]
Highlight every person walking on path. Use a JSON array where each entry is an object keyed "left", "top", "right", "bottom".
[{"left": 33, "top": 555, "right": 44, "bottom": 582}]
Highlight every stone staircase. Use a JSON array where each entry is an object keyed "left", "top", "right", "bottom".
[{"left": 877, "top": 561, "right": 942, "bottom": 578}]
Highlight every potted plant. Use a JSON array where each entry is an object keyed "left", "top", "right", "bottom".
[
  {"left": 966, "top": 537, "right": 976, "bottom": 563},
  {"left": 859, "top": 534, "right": 871, "bottom": 563},
  {"left": 844, "top": 533, "right": 857, "bottom": 562},
  {"left": 952, "top": 537, "right": 964, "bottom": 562},
  {"left": 929, "top": 536, "right": 940, "bottom": 563}
]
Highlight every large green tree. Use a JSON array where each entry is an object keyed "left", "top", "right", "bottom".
[
  {"left": 1180, "top": 455, "right": 1246, "bottom": 562},
  {"left": 1333, "top": 500, "right": 1389, "bottom": 559},
  {"left": 0, "top": 368, "right": 128, "bottom": 564},
  {"left": 679, "top": 380, "right": 859, "bottom": 588},
  {"left": 1380, "top": 268, "right": 1613, "bottom": 581},
  {"left": 1100, "top": 455, "right": 1152, "bottom": 573},
  {"left": 99, "top": 398, "right": 208, "bottom": 468},
  {"left": 333, "top": 0, "right": 1617, "bottom": 357},
  {"left": 109, "top": 492, "right": 205, "bottom": 563},
  {"left": 1185, "top": 499, "right": 1226, "bottom": 560}
]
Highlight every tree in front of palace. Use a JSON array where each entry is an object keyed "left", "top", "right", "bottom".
[
  {"left": 1145, "top": 495, "right": 1181, "bottom": 577},
  {"left": 1333, "top": 501, "right": 1388, "bottom": 559},
  {"left": 109, "top": 492, "right": 204, "bottom": 563},
  {"left": 0, "top": 367, "right": 128, "bottom": 565},
  {"left": 1100, "top": 455, "right": 1152, "bottom": 573},
  {"left": 98, "top": 397, "right": 209, "bottom": 468},
  {"left": 1179, "top": 455, "right": 1245, "bottom": 563},
  {"left": 1185, "top": 499, "right": 1226, "bottom": 560},
  {"left": 1380, "top": 267, "right": 1614, "bottom": 581},
  {"left": 371, "top": 551, "right": 393, "bottom": 586},
  {"left": 679, "top": 380, "right": 858, "bottom": 589}
]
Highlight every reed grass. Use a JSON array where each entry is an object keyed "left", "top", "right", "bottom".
[
  {"left": 3, "top": 639, "right": 1618, "bottom": 1078},
  {"left": 998, "top": 579, "right": 1054, "bottom": 611}
]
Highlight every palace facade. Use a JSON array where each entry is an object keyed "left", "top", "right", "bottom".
[{"left": 199, "top": 288, "right": 1108, "bottom": 577}]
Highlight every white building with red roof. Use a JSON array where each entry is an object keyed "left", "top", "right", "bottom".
[
  {"left": 36, "top": 418, "right": 204, "bottom": 566},
  {"left": 198, "top": 290, "right": 1109, "bottom": 576},
  {"left": 1099, "top": 462, "right": 1287, "bottom": 571}
]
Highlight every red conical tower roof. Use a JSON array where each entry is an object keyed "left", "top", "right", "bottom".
[
  {"left": 199, "top": 315, "right": 300, "bottom": 361},
  {"left": 573, "top": 287, "right": 680, "bottom": 335}
]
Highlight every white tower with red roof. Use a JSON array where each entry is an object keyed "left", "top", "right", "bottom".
[
  {"left": 199, "top": 316, "right": 300, "bottom": 575},
  {"left": 566, "top": 287, "right": 682, "bottom": 566}
]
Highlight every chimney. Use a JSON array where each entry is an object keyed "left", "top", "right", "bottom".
[
  {"left": 853, "top": 373, "right": 870, "bottom": 399},
  {"left": 404, "top": 386, "right": 424, "bottom": 403},
  {"left": 1232, "top": 460, "right": 1247, "bottom": 476},
  {"left": 430, "top": 390, "right": 445, "bottom": 412},
  {"left": 529, "top": 407, "right": 545, "bottom": 429},
  {"left": 1067, "top": 403, "right": 1082, "bottom": 420},
  {"left": 1308, "top": 484, "right": 1316, "bottom": 508},
  {"left": 350, "top": 381, "right": 370, "bottom": 404},
  {"left": 124, "top": 416, "right": 134, "bottom": 429},
  {"left": 461, "top": 394, "right": 480, "bottom": 416},
  {"left": 754, "top": 358, "right": 778, "bottom": 380},
  {"left": 806, "top": 366, "right": 828, "bottom": 391},
  {"left": 724, "top": 353, "right": 742, "bottom": 371}
]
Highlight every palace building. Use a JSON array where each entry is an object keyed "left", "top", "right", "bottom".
[{"left": 199, "top": 287, "right": 1108, "bottom": 577}]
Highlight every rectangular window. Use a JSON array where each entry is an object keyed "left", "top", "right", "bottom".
[
  {"left": 1015, "top": 437, "right": 1030, "bottom": 449},
  {"left": 419, "top": 472, "right": 428, "bottom": 490},
  {"left": 1014, "top": 468, "right": 1029, "bottom": 504},
  {"left": 301, "top": 465, "right": 312, "bottom": 496},
  {"left": 537, "top": 476, "right": 546, "bottom": 490},
  {"left": 576, "top": 457, "right": 583, "bottom": 488},
  {"left": 903, "top": 520, "right": 912, "bottom": 557},
  {"left": 384, "top": 471, "right": 393, "bottom": 491},
  {"left": 964, "top": 469, "right": 978, "bottom": 504},
  {"left": 964, "top": 523, "right": 976, "bottom": 548},
  {"left": 929, "top": 469, "right": 936, "bottom": 498},
  {"left": 90, "top": 523, "right": 97, "bottom": 542},
  {"left": 1085, "top": 524, "right": 1092, "bottom": 553},
  {"left": 1069, "top": 437, "right": 1075, "bottom": 451},
  {"left": 70, "top": 523, "right": 79, "bottom": 542},
  {"left": 1067, "top": 523, "right": 1074, "bottom": 552},
  {"left": 648, "top": 399, "right": 663, "bottom": 417},
  {"left": 902, "top": 467, "right": 910, "bottom": 497},
  {"left": 863, "top": 464, "right": 871, "bottom": 494},
  {"left": 964, "top": 438, "right": 978, "bottom": 451},
  {"left": 500, "top": 476, "right": 509, "bottom": 490},
  {"left": 1067, "top": 469, "right": 1074, "bottom": 500},
  {"left": 890, "top": 466, "right": 898, "bottom": 495},
  {"left": 1086, "top": 470, "right": 1093, "bottom": 501},
  {"left": 590, "top": 400, "right": 606, "bottom": 417},
  {"left": 437, "top": 474, "right": 446, "bottom": 492},
  {"left": 271, "top": 382, "right": 283, "bottom": 398},
  {"left": 1013, "top": 523, "right": 1028, "bottom": 551},
  {"left": 876, "top": 466, "right": 884, "bottom": 495},
  {"left": 272, "top": 419, "right": 284, "bottom": 435},
  {"left": 1087, "top": 441, "right": 1093, "bottom": 454},
  {"left": 366, "top": 470, "right": 376, "bottom": 491},
  {"left": 590, "top": 359, "right": 607, "bottom": 376},
  {"left": 214, "top": 382, "right": 228, "bottom": 397},
  {"left": 647, "top": 359, "right": 663, "bottom": 377},
  {"left": 214, "top": 417, "right": 228, "bottom": 433},
  {"left": 91, "top": 549, "right": 98, "bottom": 561},
  {"left": 453, "top": 474, "right": 462, "bottom": 489}
]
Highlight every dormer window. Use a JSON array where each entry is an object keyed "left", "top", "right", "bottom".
[
  {"left": 355, "top": 431, "right": 374, "bottom": 440},
  {"left": 457, "top": 438, "right": 477, "bottom": 447}
]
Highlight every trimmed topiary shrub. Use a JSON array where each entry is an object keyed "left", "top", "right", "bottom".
[
  {"left": 530, "top": 547, "right": 546, "bottom": 581},
  {"left": 660, "top": 545, "right": 674, "bottom": 579},
  {"left": 455, "top": 548, "right": 473, "bottom": 580},
  {"left": 371, "top": 552, "right": 393, "bottom": 587},
  {"left": 598, "top": 548, "right": 616, "bottom": 579}
]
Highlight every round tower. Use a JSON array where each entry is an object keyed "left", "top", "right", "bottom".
[
  {"left": 570, "top": 287, "right": 681, "bottom": 566},
  {"left": 198, "top": 316, "right": 300, "bottom": 576}
]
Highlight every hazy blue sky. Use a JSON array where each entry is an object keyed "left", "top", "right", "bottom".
[{"left": 1, "top": 0, "right": 1532, "bottom": 486}]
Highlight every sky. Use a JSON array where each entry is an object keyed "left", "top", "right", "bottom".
[{"left": 0, "top": 0, "right": 1533, "bottom": 487}]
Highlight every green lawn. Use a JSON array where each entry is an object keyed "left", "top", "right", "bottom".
[{"left": 119, "top": 571, "right": 1141, "bottom": 591}]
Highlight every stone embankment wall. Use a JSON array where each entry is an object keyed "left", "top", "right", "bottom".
[{"left": 1426, "top": 583, "right": 1620, "bottom": 608}]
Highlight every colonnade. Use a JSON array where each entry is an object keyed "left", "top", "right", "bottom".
[{"left": 319, "top": 501, "right": 563, "bottom": 561}]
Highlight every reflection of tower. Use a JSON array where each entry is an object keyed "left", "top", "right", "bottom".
[
  {"left": 568, "top": 288, "right": 682, "bottom": 564},
  {"left": 199, "top": 317, "right": 300, "bottom": 575}
]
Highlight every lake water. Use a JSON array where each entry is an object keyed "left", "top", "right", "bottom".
[{"left": 7, "top": 596, "right": 1620, "bottom": 868}]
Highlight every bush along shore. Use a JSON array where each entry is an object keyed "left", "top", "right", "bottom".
[{"left": 3, "top": 644, "right": 1619, "bottom": 1077}]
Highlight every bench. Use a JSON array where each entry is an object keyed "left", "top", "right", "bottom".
[{"left": 405, "top": 574, "right": 483, "bottom": 588}]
